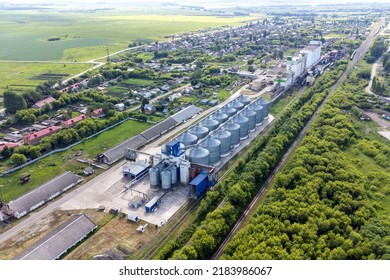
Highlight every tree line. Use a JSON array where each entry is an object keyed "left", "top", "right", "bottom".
[
  {"left": 221, "top": 68, "right": 390, "bottom": 260},
  {"left": 152, "top": 62, "right": 348, "bottom": 260}
]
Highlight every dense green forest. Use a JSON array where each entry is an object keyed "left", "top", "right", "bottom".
[
  {"left": 153, "top": 62, "right": 348, "bottom": 260},
  {"left": 221, "top": 62, "right": 390, "bottom": 259}
]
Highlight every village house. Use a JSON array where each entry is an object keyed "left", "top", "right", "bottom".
[
  {"left": 0, "top": 142, "right": 19, "bottom": 152},
  {"left": 91, "top": 108, "right": 104, "bottom": 118},
  {"left": 144, "top": 104, "right": 156, "bottom": 115},
  {"left": 24, "top": 126, "right": 61, "bottom": 145},
  {"left": 61, "top": 114, "right": 87, "bottom": 129},
  {"left": 32, "top": 96, "right": 56, "bottom": 109}
]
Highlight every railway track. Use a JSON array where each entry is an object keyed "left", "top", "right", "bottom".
[{"left": 211, "top": 18, "right": 384, "bottom": 260}]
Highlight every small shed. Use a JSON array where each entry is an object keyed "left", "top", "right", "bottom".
[
  {"left": 199, "top": 99, "right": 209, "bottom": 105},
  {"left": 209, "top": 100, "right": 218, "bottom": 106},
  {"left": 109, "top": 207, "right": 119, "bottom": 215},
  {"left": 83, "top": 167, "right": 95, "bottom": 176}
]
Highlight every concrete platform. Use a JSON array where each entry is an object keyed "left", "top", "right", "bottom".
[{"left": 60, "top": 115, "right": 274, "bottom": 226}]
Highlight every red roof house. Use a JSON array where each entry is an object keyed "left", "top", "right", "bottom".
[
  {"left": 24, "top": 126, "right": 61, "bottom": 145},
  {"left": 61, "top": 114, "right": 87, "bottom": 129},
  {"left": 91, "top": 108, "right": 104, "bottom": 118},
  {"left": 0, "top": 142, "right": 20, "bottom": 152},
  {"left": 32, "top": 96, "right": 56, "bottom": 109}
]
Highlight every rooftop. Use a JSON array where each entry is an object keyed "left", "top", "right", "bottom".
[
  {"left": 14, "top": 214, "right": 96, "bottom": 260},
  {"left": 24, "top": 126, "right": 61, "bottom": 142},
  {"left": 8, "top": 171, "right": 82, "bottom": 216},
  {"left": 33, "top": 96, "right": 56, "bottom": 108}
]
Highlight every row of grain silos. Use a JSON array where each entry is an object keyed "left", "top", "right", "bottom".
[{"left": 180, "top": 95, "right": 269, "bottom": 167}]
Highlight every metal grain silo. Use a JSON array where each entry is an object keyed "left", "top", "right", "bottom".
[
  {"left": 180, "top": 160, "right": 190, "bottom": 185},
  {"left": 213, "top": 111, "right": 229, "bottom": 125},
  {"left": 250, "top": 103, "right": 264, "bottom": 125},
  {"left": 231, "top": 99, "right": 244, "bottom": 111},
  {"left": 201, "top": 117, "right": 219, "bottom": 131},
  {"left": 170, "top": 164, "right": 177, "bottom": 185},
  {"left": 188, "top": 124, "right": 209, "bottom": 140},
  {"left": 238, "top": 95, "right": 251, "bottom": 106},
  {"left": 223, "top": 121, "right": 240, "bottom": 147},
  {"left": 221, "top": 105, "right": 237, "bottom": 117},
  {"left": 244, "top": 108, "right": 256, "bottom": 132},
  {"left": 161, "top": 170, "right": 172, "bottom": 190},
  {"left": 176, "top": 132, "right": 198, "bottom": 147},
  {"left": 201, "top": 137, "right": 221, "bottom": 166},
  {"left": 149, "top": 166, "right": 160, "bottom": 189},
  {"left": 187, "top": 146, "right": 210, "bottom": 166},
  {"left": 256, "top": 97, "right": 269, "bottom": 119},
  {"left": 260, "top": 99, "right": 269, "bottom": 119},
  {"left": 235, "top": 114, "right": 249, "bottom": 139},
  {"left": 212, "top": 129, "right": 231, "bottom": 157}
]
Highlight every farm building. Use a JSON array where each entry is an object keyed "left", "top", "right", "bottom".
[
  {"left": 14, "top": 214, "right": 96, "bottom": 260},
  {"left": 100, "top": 134, "right": 148, "bottom": 165},
  {"left": 7, "top": 171, "right": 83, "bottom": 219},
  {"left": 170, "top": 105, "right": 202, "bottom": 123},
  {"left": 123, "top": 161, "right": 150, "bottom": 180}
]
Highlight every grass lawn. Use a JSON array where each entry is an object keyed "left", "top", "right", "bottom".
[
  {"left": 269, "top": 87, "right": 300, "bottom": 115},
  {"left": 121, "top": 78, "right": 157, "bottom": 87},
  {"left": 0, "top": 120, "right": 151, "bottom": 202},
  {"left": 106, "top": 85, "right": 128, "bottom": 98},
  {"left": 0, "top": 62, "right": 95, "bottom": 95},
  {"left": 217, "top": 88, "right": 232, "bottom": 100}
]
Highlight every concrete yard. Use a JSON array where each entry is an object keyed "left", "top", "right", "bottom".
[{"left": 60, "top": 115, "right": 274, "bottom": 225}]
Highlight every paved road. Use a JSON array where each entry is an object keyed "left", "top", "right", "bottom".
[{"left": 212, "top": 18, "right": 385, "bottom": 260}]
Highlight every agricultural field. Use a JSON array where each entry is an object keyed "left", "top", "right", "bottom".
[
  {"left": 0, "top": 11, "right": 258, "bottom": 62},
  {"left": 0, "top": 62, "right": 95, "bottom": 95},
  {"left": 0, "top": 10, "right": 258, "bottom": 95},
  {"left": 0, "top": 119, "right": 152, "bottom": 203}
]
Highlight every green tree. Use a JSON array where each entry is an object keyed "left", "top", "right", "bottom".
[
  {"left": 10, "top": 153, "right": 27, "bottom": 166},
  {"left": 3, "top": 91, "right": 27, "bottom": 114},
  {"left": 1, "top": 146, "right": 12, "bottom": 158}
]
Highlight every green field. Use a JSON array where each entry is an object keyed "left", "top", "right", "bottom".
[
  {"left": 0, "top": 62, "right": 95, "bottom": 94},
  {"left": 0, "top": 10, "right": 259, "bottom": 95},
  {"left": 0, "top": 11, "right": 258, "bottom": 62},
  {"left": 0, "top": 119, "right": 151, "bottom": 202}
]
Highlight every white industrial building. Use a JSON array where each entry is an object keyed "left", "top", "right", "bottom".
[
  {"left": 287, "top": 54, "right": 306, "bottom": 79},
  {"left": 299, "top": 41, "right": 322, "bottom": 70}
]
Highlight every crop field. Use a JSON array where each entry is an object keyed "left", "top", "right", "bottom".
[
  {"left": 0, "top": 62, "right": 95, "bottom": 94},
  {"left": 0, "top": 10, "right": 258, "bottom": 95},
  {"left": 0, "top": 119, "right": 152, "bottom": 203},
  {"left": 0, "top": 11, "right": 258, "bottom": 62}
]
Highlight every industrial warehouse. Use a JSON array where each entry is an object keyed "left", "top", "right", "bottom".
[
  {"left": 14, "top": 214, "right": 96, "bottom": 260},
  {"left": 58, "top": 94, "right": 271, "bottom": 226}
]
